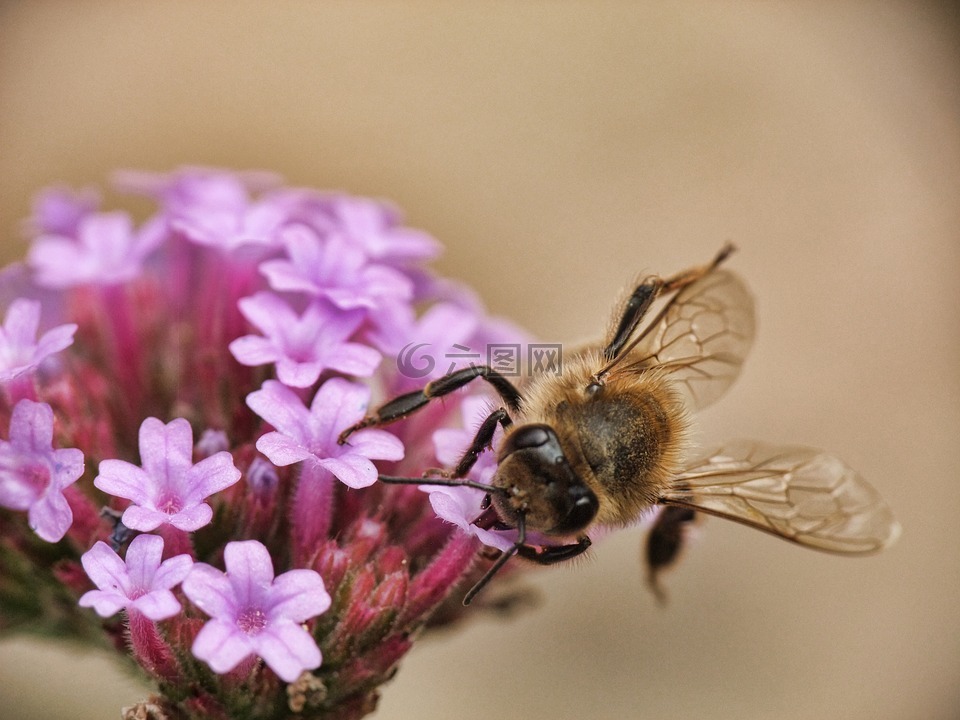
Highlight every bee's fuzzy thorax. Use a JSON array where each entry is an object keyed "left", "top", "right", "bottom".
[{"left": 510, "top": 349, "right": 690, "bottom": 528}]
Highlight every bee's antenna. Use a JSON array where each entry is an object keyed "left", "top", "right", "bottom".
[
  {"left": 377, "top": 475, "right": 507, "bottom": 496},
  {"left": 463, "top": 511, "right": 526, "bottom": 605}
]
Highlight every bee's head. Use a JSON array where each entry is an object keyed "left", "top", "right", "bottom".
[{"left": 492, "top": 424, "right": 598, "bottom": 535}]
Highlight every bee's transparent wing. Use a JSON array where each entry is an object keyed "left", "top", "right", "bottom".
[
  {"left": 659, "top": 440, "right": 900, "bottom": 553},
  {"left": 623, "top": 269, "right": 756, "bottom": 411}
]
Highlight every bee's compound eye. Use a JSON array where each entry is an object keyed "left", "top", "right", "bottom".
[{"left": 506, "top": 425, "right": 551, "bottom": 450}]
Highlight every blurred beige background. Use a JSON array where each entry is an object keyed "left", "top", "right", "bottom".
[{"left": 1, "top": 2, "right": 958, "bottom": 719}]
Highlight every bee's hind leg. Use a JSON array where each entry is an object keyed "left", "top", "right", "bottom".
[{"left": 645, "top": 505, "right": 698, "bottom": 605}]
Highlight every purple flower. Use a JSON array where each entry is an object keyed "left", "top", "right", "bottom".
[
  {"left": 324, "top": 195, "right": 442, "bottom": 265},
  {"left": 182, "top": 540, "right": 330, "bottom": 682},
  {"left": 260, "top": 225, "right": 413, "bottom": 311},
  {"left": 78, "top": 534, "right": 193, "bottom": 621},
  {"left": 170, "top": 194, "right": 287, "bottom": 252},
  {"left": 229, "top": 293, "right": 380, "bottom": 387},
  {"left": 0, "top": 299, "right": 77, "bottom": 383},
  {"left": 94, "top": 417, "right": 241, "bottom": 532},
  {"left": 247, "top": 378, "right": 403, "bottom": 489},
  {"left": 117, "top": 167, "right": 288, "bottom": 252},
  {"left": 28, "top": 211, "right": 165, "bottom": 288},
  {"left": 0, "top": 399, "right": 84, "bottom": 542}
]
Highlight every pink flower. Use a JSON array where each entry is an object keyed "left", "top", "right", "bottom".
[
  {"left": 0, "top": 299, "right": 77, "bottom": 383},
  {"left": 94, "top": 417, "right": 241, "bottom": 532},
  {"left": 260, "top": 225, "right": 413, "bottom": 311},
  {"left": 182, "top": 540, "right": 330, "bottom": 682},
  {"left": 322, "top": 195, "right": 442, "bottom": 265},
  {"left": 169, "top": 187, "right": 288, "bottom": 251},
  {"left": 247, "top": 378, "right": 403, "bottom": 489},
  {"left": 28, "top": 211, "right": 164, "bottom": 288},
  {"left": 229, "top": 292, "right": 380, "bottom": 387},
  {"left": 79, "top": 534, "right": 193, "bottom": 621},
  {"left": 0, "top": 399, "right": 84, "bottom": 542}
]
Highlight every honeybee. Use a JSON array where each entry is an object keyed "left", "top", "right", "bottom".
[{"left": 339, "top": 245, "right": 900, "bottom": 604}]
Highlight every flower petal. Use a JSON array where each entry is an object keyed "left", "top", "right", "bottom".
[
  {"left": 274, "top": 358, "right": 323, "bottom": 389},
  {"left": 236, "top": 292, "right": 293, "bottom": 337},
  {"left": 255, "top": 432, "right": 311, "bottom": 467},
  {"left": 317, "top": 455, "right": 377, "bottom": 489},
  {"left": 182, "top": 564, "right": 235, "bottom": 618},
  {"left": 51, "top": 447, "right": 85, "bottom": 490},
  {"left": 139, "top": 417, "right": 193, "bottom": 476},
  {"left": 246, "top": 381, "right": 309, "bottom": 440},
  {"left": 192, "top": 618, "right": 254, "bottom": 674},
  {"left": 344, "top": 429, "right": 404, "bottom": 462},
  {"left": 152, "top": 553, "right": 195, "bottom": 590},
  {"left": 307, "top": 378, "right": 370, "bottom": 446},
  {"left": 223, "top": 541, "right": 275, "bottom": 604},
  {"left": 168, "top": 502, "right": 213, "bottom": 532},
  {"left": 95, "top": 460, "right": 154, "bottom": 504},
  {"left": 2, "top": 299, "right": 41, "bottom": 346},
  {"left": 229, "top": 335, "right": 280, "bottom": 367},
  {"left": 124, "top": 534, "right": 164, "bottom": 587},
  {"left": 132, "top": 590, "right": 182, "bottom": 621},
  {"left": 253, "top": 621, "right": 322, "bottom": 682},
  {"left": 80, "top": 541, "right": 129, "bottom": 592},
  {"left": 33, "top": 322, "right": 77, "bottom": 360},
  {"left": 323, "top": 343, "right": 381, "bottom": 378},
  {"left": 8, "top": 400, "right": 54, "bottom": 453},
  {"left": 121, "top": 504, "right": 167, "bottom": 532},
  {"left": 266, "top": 569, "right": 330, "bottom": 623},
  {"left": 78, "top": 589, "right": 127, "bottom": 617},
  {"left": 182, "top": 452, "right": 241, "bottom": 503},
  {"left": 29, "top": 488, "right": 73, "bottom": 542}
]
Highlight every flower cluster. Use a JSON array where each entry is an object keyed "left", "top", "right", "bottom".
[{"left": 0, "top": 169, "right": 531, "bottom": 720}]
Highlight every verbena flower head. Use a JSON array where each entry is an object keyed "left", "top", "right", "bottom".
[{"left": 0, "top": 168, "right": 533, "bottom": 720}]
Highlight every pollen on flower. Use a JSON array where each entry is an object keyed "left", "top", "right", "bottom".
[
  {"left": 237, "top": 607, "right": 267, "bottom": 634},
  {"left": 0, "top": 167, "right": 533, "bottom": 720}
]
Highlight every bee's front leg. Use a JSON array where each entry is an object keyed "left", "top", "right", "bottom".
[
  {"left": 338, "top": 365, "right": 523, "bottom": 444},
  {"left": 515, "top": 535, "right": 592, "bottom": 565}
]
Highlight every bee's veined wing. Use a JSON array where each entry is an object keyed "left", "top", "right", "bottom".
[
  {"left": 659, "top": 440, "right": 900, "bottom": 553},
  {"left": 627, "top": 269, "right": 756, "bottom": 411}
]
